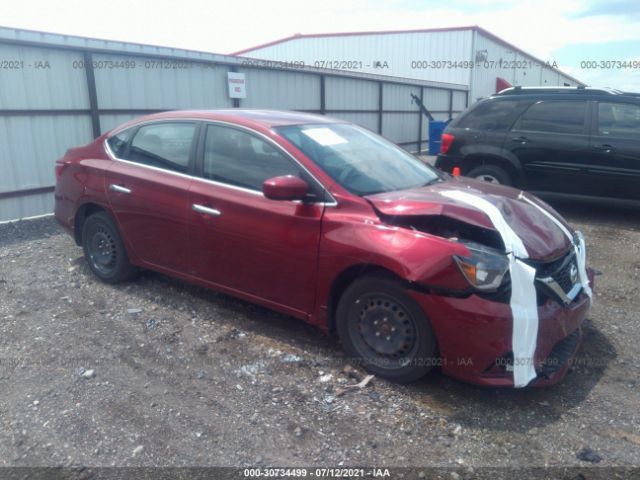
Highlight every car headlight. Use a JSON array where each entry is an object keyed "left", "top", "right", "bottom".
[{"left": 453, "top": 241, "right": 510, "bottom": 291}]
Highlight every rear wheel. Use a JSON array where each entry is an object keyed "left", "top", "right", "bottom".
[
  {"left": 81, "top": 211, "right": 137, "bottom": 283},
  {"left": 336, "top": 275, "right": 437, "bottom": 383},
  {"left": 467, "top": 164, "right": 513, "bottom": 186}
]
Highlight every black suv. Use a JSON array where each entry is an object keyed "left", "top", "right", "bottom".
[{"left": 435, "top": 87, "right": 640, "bottom": 203}]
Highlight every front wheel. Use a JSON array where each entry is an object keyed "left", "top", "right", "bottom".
[
  {"left": 81, "top": 211, "right": 138, "bottom": 283},
  {"left": 336, "top": 275, "right": 438, "bottom": 383}
]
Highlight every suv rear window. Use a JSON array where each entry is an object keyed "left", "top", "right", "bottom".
[
  {"left": 454, "top": 99, "right": 532, "bottom": 131},
  {"left": 598, "top": 102, "right": 640, "bottom": 138},
  {"left": 514, "top": 100, "right": 586, "bottom": 135}
]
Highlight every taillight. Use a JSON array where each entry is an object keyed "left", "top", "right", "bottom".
[{"left": 440, "top": 133, "right": 454, "bottom": 154}]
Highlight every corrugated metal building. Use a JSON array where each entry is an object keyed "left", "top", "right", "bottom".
[
  {"left": 0, "top": 26, "right": 468, "bottom": 222},
  {"left": 233, "top": 26, "right": 584, "bottom": 102}
]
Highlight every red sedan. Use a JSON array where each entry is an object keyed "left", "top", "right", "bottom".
[{"left": 54, "top": 110, "right": 593, "bottom": 387}]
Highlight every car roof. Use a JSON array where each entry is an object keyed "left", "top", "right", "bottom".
[
  {"left": 109, "top": 109, "right": 339, "bottom": 134},
  {"left": 493, "top": 86, "right": 640, "bottom": 103}
]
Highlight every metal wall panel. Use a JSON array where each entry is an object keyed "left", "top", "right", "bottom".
[
  {"left": 99, "top": 113, "right": 143, "bottom": 133},
  {"left": 0, "top": 192, "right": 54, "bottom": 223},
  {"left": 245, "top": 31, "right": 473, "bottom": 87},
  {"left": 382, "top": 83, "right": 420, "bottom": 111},
  {"left": 94, "top": 54, "right": 232, "bottom": 109},
  {"left": 381, "top": 113, "right": 420, "bottom": 144},
  {"left": 452, "top": 90, "right": 467, "bottom": 112},
  {"left": 559, "top": 74, "right": 579, "bottom": 87},
  {"left": 325, "top": 77, "right": 378, "bottom": 110},
  {"left": 325, "top": 112, "right": 378, "bottom": 132},
  {"left": 540, "top": 67, "right": 558, "bottom": 86},
  {"left": 471, "top": 31, "right": 582, "bottom": 101},
  {"left": 0, "top": 44, "right": 88, "bottom": 109},
  {"left": 430, "top": 112, "right": 451, "bottom": 122},
  {"left": 423, "top": 87, "right": 450, "bottom": 112},
  {"left": 470, "top": 32, "right": 516, "bottom": 102},
  {"left": 0, "top": 25, "right": 236, "bottom": 65},
  {"left": 0, "top": 115, "right": 93, "bottom": 194},
  {"left": 238, "top": 69, "right": 320, "bottom": 110}
]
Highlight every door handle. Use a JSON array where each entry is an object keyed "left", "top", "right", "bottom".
[
  {"left": 511, "top": 136, "right": 528, "bottom": 144},
  {"left": 192, "top": 204, "right": 221, "bottom": 217},
  {"left": 593, "top": 144, "right": 613, "bottom": 153},
  {"left": 109, "top": 184, "right": 131, "bottom": 194}
]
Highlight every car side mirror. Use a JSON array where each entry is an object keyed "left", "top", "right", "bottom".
[{"left": 262, "top": 175, "right": 309, "bottom": 201}]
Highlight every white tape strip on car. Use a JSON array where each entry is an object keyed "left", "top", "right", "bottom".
[
  {"left": 518, "top": 193, "right": 592, "bottom": 300},
  {"left": 441, "top": 190, "right": 538, "bottom": 387}
]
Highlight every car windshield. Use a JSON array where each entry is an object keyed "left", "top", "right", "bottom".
[{"left": 275, "top": 123, "right": 441, "bottom": 195}]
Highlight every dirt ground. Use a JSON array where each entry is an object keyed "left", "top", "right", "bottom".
[{"left": 0, "top": 201, "right": 639, "bottom": 475}]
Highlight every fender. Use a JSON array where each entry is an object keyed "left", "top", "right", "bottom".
[
  {"left": 460, "top": 144, "right": 525, "bottom": 184},
  {"left": 312, "top": 206, "right": 471, "bottom": 330}
]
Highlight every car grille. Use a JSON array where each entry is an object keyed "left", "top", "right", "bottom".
[
  {"left": 543, "top": 252, "right": 576, "bottom": 292},
  {"left": 478, "top": 249, "right": 583, "bottom": 306},
  {"left": 554, "top": 262, "right": 575, "bottom": 293},
  {"left": 528, "top": 250, "right": 582, "bottom": 305}
]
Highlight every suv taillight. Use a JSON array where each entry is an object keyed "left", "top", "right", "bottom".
[{"left": 440, "top": 133, "right": 454, "bottom": 154}]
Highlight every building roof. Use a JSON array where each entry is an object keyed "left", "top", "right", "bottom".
[
  {"left": 0, "top": 24, "right": 467, "bottom": 90},
  {"left": 232, "top": 25, "right": 584, "bottom": 86},
  {"left": 232, "top": 26, "right": 478, "bottom": 55}
]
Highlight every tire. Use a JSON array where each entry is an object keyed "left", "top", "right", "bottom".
[
  {"left": 467, "top": 164, "right": 513, "bottom": 186},
  {"left": 336, "top": 274, "right": 438, "bottom": 383},
  {"left": 81, "top": 211, "right": 138, "bottom": 283}
]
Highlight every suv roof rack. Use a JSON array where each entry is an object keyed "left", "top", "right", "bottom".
[{"left": 496, "top": 86, "right": 621, "bottom": 96}]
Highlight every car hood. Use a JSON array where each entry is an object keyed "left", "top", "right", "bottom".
[{"left": 364, "top": 177, "right": 573, "bottom": 262}]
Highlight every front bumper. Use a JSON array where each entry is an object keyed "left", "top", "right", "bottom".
[{"left": 409, "top": 270, "right": 593, "bottom": 387}]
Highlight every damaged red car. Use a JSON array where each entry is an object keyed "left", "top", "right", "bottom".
[{"left": 54, "top": 110, "right": 594, "bottom": 388}]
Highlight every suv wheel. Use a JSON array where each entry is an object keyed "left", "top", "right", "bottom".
[
  {"left": 336, "top": 275, "right": 438, "bottom": 383},
  {"left": 467, "top": 165, "right": 513, "bottom": 186},
  {"left": 82, "top": 211, "right": 138, "bottom": 283}
]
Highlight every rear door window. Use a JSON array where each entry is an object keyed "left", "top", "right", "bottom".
[
  {"left": 454, "top": 99, "right": 532, "bottom": 130},
  {"left": 125, "top": 122, "right": 197, "bottom": 173},
  {"left": 514, "top": 100, "right": 587, "bottom": 135},
  {"left": 597, "top": 102, "right": 640, "bottom": 138},
  {"left": 106, "top": 128, "right": 134, "bottom": 158}
]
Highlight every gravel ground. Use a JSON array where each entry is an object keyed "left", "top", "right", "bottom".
[{"left": 0, "top": 203, "right": 639, "bottom": 474}]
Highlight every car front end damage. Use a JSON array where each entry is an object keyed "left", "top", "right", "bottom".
[
  {"left": 409, "top": 254, "right": 593, "bottom": 387},
  {"left": 364, "top": 178, "right": 593, "bottom": 387}
]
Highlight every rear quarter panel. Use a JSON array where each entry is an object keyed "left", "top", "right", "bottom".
[{"left": 54, "top": 140, "right": 113, "bottom": 236}]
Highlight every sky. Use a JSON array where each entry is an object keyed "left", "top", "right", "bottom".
[{"left": 1, "top": 0, "right": 639, "bottom": 90}]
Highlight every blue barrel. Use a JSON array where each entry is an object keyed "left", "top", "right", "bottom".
[{"left": 428, "top": 121, "right": 448, "bottom": 155}]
